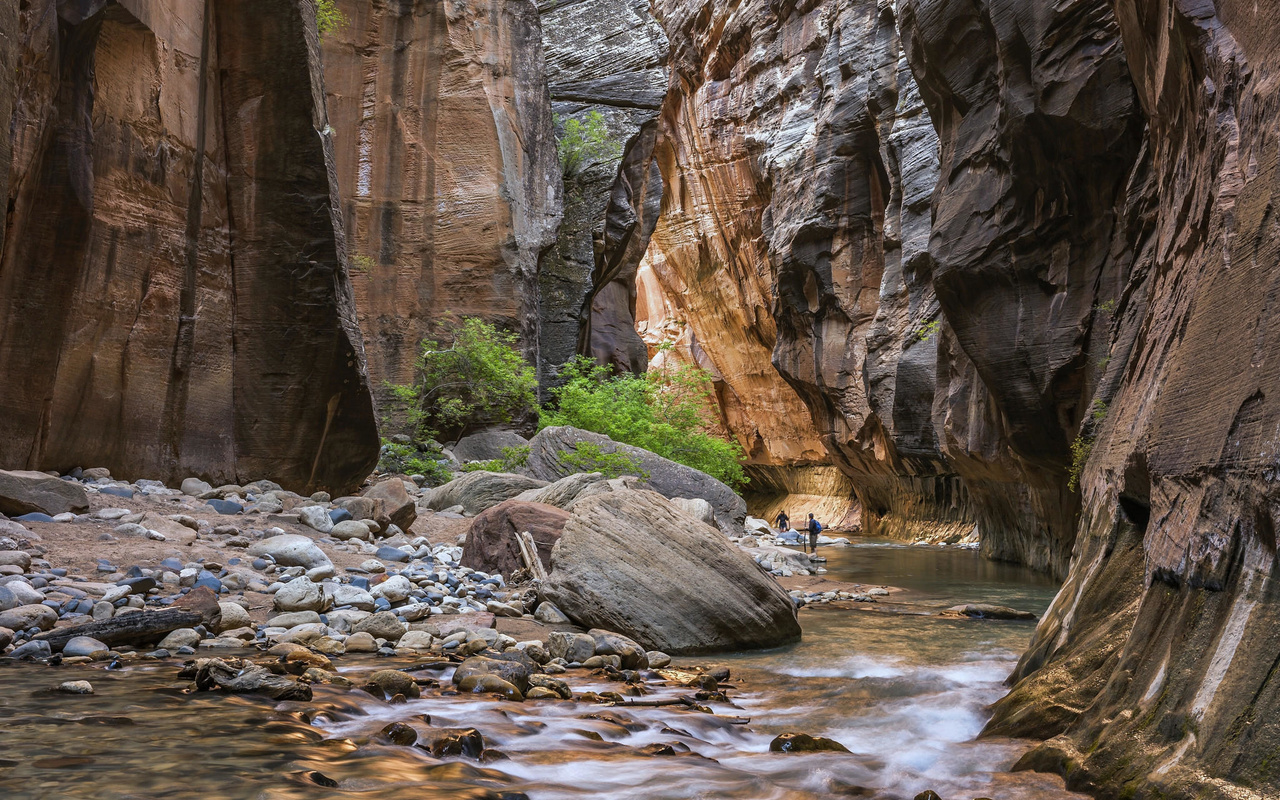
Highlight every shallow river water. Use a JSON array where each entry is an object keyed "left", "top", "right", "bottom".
[{"left": 0, "top": 539, "right": 1084, "bottom": 800}]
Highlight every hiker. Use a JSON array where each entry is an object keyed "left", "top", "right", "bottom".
[
  {"left": 775, "top": 510, "right": 790, "bottom": 532},
  {"left": 806, "top": 513, "right": 822, "bottom": 554}
]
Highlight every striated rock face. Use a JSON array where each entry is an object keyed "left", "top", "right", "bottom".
[
  {"left": 985, "top": 2, "right": 1280, "bottom": 797},
  {"left": 900, "top": 0, "right": 1146, "bottom": 576},
  {"left": 536, "top": 0, "right": 668, "bottom": 384},
  {"left": 0, "top": 0, "right": 377, "bottom": 494},
  {"left": 321, "top": 0, "right": 562, "bottom": 395},
  {"left": 645, "top": 0, "right": 1148, "bottom": 575},
  {"left": 645, "top": 0, "right": 971, "bottom": 547}
]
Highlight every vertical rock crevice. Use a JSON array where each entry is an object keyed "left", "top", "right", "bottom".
[
  {"left": 0, "top": 0, "right": 379, "bottom": 493},
  {"left": 536, "top": 0, "right": 669, "bottom": 386}
]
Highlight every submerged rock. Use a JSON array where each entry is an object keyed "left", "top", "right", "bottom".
[
  {"left": 769, "top": 733, "right": 850, "bottom": 753},
  {"left": 183, "top": 658, "right": 312, "bottom": 701}
]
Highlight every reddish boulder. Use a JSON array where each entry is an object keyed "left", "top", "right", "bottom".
[
  {"left": 362, "top": 478, "right": 416, "bottom": 532},
  {"left": 460, "top": 500, "right": 569, "bottom": 576}
]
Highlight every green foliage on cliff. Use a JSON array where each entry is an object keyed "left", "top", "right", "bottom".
[
  {"left": 555, "top": 111, "right": 622, "bottom": 177},
  {"left": 316, "top": 0, "right": 347, "bottom": 38},
  {"left": 543, "top": 356, "right": 748, "bottom": 489},
  {"left": 391, "top": 318, "right": 537, "bottom": 443}
]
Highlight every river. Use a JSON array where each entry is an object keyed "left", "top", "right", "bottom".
[{"left": 0, "top": 538, "right": 1083, "bottom": 800}]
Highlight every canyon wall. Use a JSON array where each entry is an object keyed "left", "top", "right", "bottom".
[
  {"left": 643, "top": 2, "right": 1280, "bottom": 795},
  {"left": 643, "top": 0, "right": 996, "bottom": 548},
  {"left": 321, "top": 0, "right": 561, "bottom": 398},
  {"left": 536, "top": 0, "right": 668, "bottom": 385},
  {"left": 985, "top": 2, "right": 1280, "bottom": 797},
  {"left": 0, "top": 0, "right": 378, "bottom": 494}
]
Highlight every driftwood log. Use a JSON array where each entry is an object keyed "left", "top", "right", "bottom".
[{"left": 35, "top": 609, "right": 203, "bottom": 651}]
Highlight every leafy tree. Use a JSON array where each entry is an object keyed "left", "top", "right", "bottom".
[
  {"left": 390, "top": 318, "right": 537, "bottom": 442},
  {"left": 543, "top": 356, "right": 748, "bottom": 489},
  {"left": 316, "top": 0, "right": 347, "bottom": 37},
  {"left": 555, "top": 111, "right": 622, "bottom": 177}
]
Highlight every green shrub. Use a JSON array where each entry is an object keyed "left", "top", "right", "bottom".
[
  {"left": 1068, "top": 436, "right": 1092, "bottom": 492},
  {"left": 556, "top": 111, "right": 622, "bottom": 177},
  {"left": 459, "top": 446, "right": 532, "bottom": 474},
  {"left": 915, "top": 319, "right": 942, "bottom": 342},
  {"left": 559, "top": 442, "right": 648, "bottom": 481},
  {"left": 389, "top": 317, "right": 537, "bottom": 442},
  {"left": 543, "top": 356, "right": 748, "bottom": 489},
  {"left": 378, "top": 440, "right": 453, "bottom": 487},
  {"left": 316, "top": 0, "right": 347, "bottom": 37}
]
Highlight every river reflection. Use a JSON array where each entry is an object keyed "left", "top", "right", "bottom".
[{"left": 0, "top": 540, "right": 1081, "bottom": 800}]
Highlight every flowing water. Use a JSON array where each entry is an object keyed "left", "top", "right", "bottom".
[{"left": 0, "top": 539, "right": 1083, "bottom": 800}]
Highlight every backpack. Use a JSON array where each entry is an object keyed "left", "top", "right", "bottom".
[{"left": 810, "top": 519, "right": 821, "bottom": 534}]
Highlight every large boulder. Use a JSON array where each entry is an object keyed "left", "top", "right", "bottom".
[
  {"left": 541, "top": 489, "right": 800, "bottom": 654},
  {"left": 525, "top": 427, "right": 746, "bottom": 533},
  {"left": 460, "top": 500, "right": 570, "bottom": 575},
  {"left": 362, "top": 478, "right": 417, "bottom": 531},
  {"left": 0, "top": 603, "right": 57, "bottom": 632},
  {"left": 0, "top": 470, "right": 89, "bottom": 516},
  {"left": 246, "top": 535, "right": 331, "bottom": 571},
  {"left": 514, "top": 472, "right": 607, "bottom": 509},
  {"left": 425, "top": 472, "right": 546, "bottom": 516},
  {"left": 451, "top": 429, "right": 530, "bottom": 464}
]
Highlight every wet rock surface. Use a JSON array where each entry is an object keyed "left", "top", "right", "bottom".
[{"left": 541, "top": 489, "right": 800, "bottom": 654}]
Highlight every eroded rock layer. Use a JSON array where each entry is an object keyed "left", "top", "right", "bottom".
[
  {"left": 536, "top": 0, "right": 668, "bottom": 384},
  {"left": 986, "top": 2, "right": 1280, "bottom": 797},
  {"left": 644, "top": 0, "right": 985, "bottom": 549},
  {"left": 321, "top": 0, "right": 561, "bottom": 393},
  {"left": 0, "top": 0, "right": 377, "bottom": 494}
]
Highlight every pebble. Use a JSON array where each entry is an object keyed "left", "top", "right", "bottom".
[
  {"left": 56, "top": 681, "right": 94, "bottom": 695},
  {"left": 206, "top": 499, "right": 243, "bottom": 516}
]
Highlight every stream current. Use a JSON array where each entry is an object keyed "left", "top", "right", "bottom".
[{"left": 0, "top": 539, "right": 1085, "bottom": 800}]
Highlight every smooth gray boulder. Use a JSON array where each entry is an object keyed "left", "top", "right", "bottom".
[
  {"left": 514, "top": 472, "right": 607, "bottom": 508},
  {"left": 525, "top": 426, "right": 746, "bottom": 533},
  {"left": 451, "top": 429, "right": 530, "bottom": 463},
  {"left": 0, "top": 550, "right": 31, "bottom": 571},
  {"left": 541, "top": 489, "right": 800, "bottom": 654},
  {"left": 216, "top": 602, "right": 253, "bottom": 634},
  {"left": 246, "top": 535, "right": 331, "bottom": 570},
  {"left": 181, "top": 478, "right": 214, "bottom": 497},
  {"left": 295, "top": 506, "right": 334, "bottom": 534},
  {"left": 425, "top": 472, "right": 547, "bottom": 516},
  {"left": 0, "top": 603, "right": 57, "bottom": 632},
  {"left": 0, "top": 470, "right": 89, "bottom": 516},
  {"left": 272, "top": 577, "right": 326, "bottom": 613},
  {"left": 330, "top": 520, "right": 372, "bottom": 541},
  {"left": 5, "top": 580, "right": 43, "bottom": 606}
]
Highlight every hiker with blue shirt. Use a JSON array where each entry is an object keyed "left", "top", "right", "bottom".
[{"left": 806, "top": 513, "right": 822, "bottom": 554}]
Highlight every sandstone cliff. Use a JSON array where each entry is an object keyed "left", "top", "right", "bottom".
[
  {"left": 640, "top": 4, "right": 1280, "bottom": 792},
  {"left": 536, "top": 0, "right": 668, "bottom": 385},
  {"left": 984, "top": 2, "right": 1280, "bottom": 797},
  {"left": 0, "top": 0, "right": 378, "bottom": 494},
  {"left": 321, "top": 0, "right": 562, "bottom": 396},
  {"left": 644, "top": 0, "right": 965, "bottom": 548}
]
